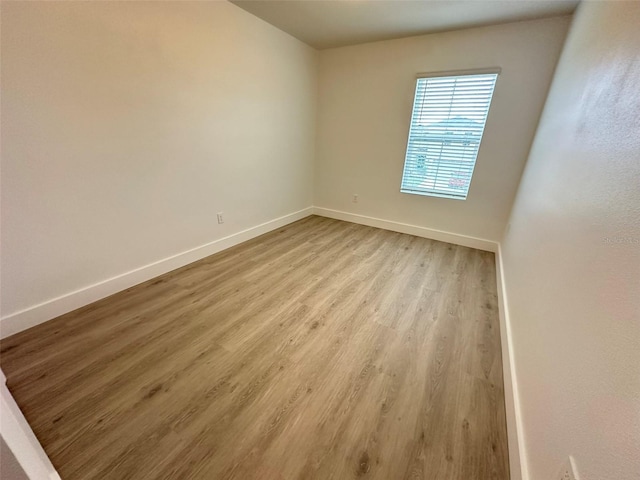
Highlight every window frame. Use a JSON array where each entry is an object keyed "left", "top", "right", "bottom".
[{"left": 400, "top": 67, "right": 501, "bottom": 201}]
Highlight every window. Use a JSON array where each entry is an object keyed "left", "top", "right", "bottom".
[{"left": 400, "top": 70, "right": 499, "bottom": 200}]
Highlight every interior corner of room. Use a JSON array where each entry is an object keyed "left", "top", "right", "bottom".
[{"left": 1, "top": 1, "right": 638, "bottom": 480}]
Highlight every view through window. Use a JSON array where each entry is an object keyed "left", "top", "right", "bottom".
[{"left": 400, "top": 72, "right": 498, "bottom": 200}]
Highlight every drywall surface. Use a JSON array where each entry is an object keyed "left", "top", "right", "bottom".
[
  {"left": 1, "top": 1, "right": 317, "bottom": 319},
  {"left": 315, "top": 16, "right": 570, "bottom": 242},
  {"left": 501, "top": 2, "right": 640, "bottom": 479}
]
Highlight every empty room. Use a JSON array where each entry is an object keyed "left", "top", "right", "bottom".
[{"left": 1, "top": 1, "right": 638, "bottom": 479}]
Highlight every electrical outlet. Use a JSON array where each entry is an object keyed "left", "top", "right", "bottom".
[
  {"left": 557, "top": 456, "right": 579, "bottom": 480},
  {"left": 217, "top": 212, "right": 224, "bottom": 224},
  {"left": 353, "top": 194, "right": 359, "bottom": 203}
]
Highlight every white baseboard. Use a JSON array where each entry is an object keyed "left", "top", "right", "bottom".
[
  {"left": 495, "top": 245, "right": 527, "bottom": 480},
  {"left": 0, "top": 207, "right": 314, "bottom": 339},
  {"left": 1, "top": 206, "right": 523, "bottom": 479},
  {"left": 313, "top": 207, "right": 498, "bottom": 252},
  {"left": 317, "top": 206, "right": 524, "bottom": 476}
]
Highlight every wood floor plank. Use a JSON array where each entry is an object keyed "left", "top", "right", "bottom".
[{"left": 0, "top": 216, "right": 509, "bottom": 480}]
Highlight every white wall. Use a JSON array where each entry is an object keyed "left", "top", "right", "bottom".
[
  {"left": 501, "top": 2, "right": 640, "bottom": 480},
  {"left": 315, "top": 16, "right": 570, "bottom": 243},
  {"left": 0, "top": 1, "right": 317, "bottom": 328}
]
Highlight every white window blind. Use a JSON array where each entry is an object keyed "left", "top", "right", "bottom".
[{"left": 400, "top": 71, "right": 498, "bottom": 200}]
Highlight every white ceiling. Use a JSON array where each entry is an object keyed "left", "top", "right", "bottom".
[{"left": 230, "top": 0, "right": 578, "bottom": 49}]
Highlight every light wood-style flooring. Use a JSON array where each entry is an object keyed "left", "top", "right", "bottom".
[{"left": 0, "top": 216, "right": 509, "bottom": 479}]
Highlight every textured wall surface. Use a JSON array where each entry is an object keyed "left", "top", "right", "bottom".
[
  {"left": 501, "top": 2, "right": 640, "bottom": 479},
  {"left": 315, "top": 16, "right": 570, "bottom": 242},
  {"left": 1, "top": 1, "right": 317, "bottom": 317}
]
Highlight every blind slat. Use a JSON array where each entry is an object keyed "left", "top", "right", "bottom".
[{"left": 400, "top": 73, "right": 498, "bottom": 200}]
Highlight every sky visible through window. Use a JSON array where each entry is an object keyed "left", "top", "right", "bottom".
[{"left": 401, "top": 73, "right": 498, "bottom": 200}]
